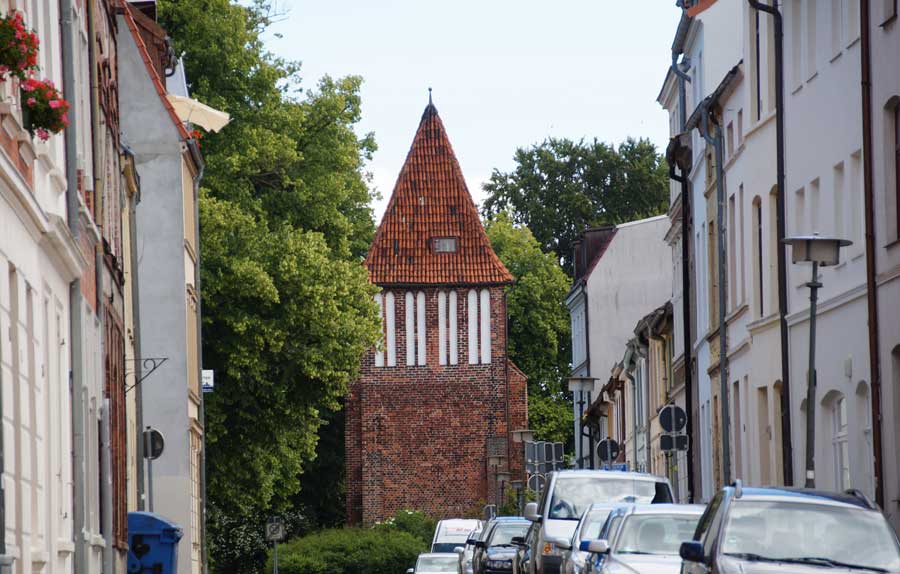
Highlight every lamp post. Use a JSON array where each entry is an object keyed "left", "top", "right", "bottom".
[
  {"left": 783, "top": 234, "right": 851, "bottom": 488},
  {"left": 568, "top": 377, "right": 598, "bottom": 468},
  {"left": 487, "top": 454, "right": 506, "bottom": 508}
]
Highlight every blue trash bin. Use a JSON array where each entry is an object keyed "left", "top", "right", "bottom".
[{"left": 128, "top": 512, "right": 184, "bottom": 574}]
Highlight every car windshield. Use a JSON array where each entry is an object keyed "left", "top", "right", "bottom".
[
  {"left": 721, "top": 501, "right": 900, "bottom": 571},
  {"left": 580, "top": 510, "right": 615, "bottom": 542},
  {"left": 417, "top": 555, "right": 459, "bottom": 572},
  {"left": 490, "top": 523, "right": 530, "bottom": 546},
  {"left": 549, "top": 478, "right": 672, "bottom": 519},
  {"left": 614, "top": 513, "right": 700, "bottom": 555}
]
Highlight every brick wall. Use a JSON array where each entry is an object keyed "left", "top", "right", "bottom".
[{"left": 347, "top": 286, "right": 527, "bottom": 525}]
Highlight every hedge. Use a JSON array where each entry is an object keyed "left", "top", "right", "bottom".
[{"left": 268, "top": 527, "right": 425, "bottom": 574}]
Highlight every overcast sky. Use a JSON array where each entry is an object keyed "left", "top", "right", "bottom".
[{"left": 265, "top": 1, "right": 682, "bottom": 221}]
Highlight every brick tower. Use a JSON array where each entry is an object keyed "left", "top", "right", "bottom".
[{"left": 346, "top": 101, "right": 528, "bottom": 525}]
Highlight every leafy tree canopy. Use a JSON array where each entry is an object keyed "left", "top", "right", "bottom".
[
  {"left": 485, "top": 214, "right": 573, "bottom": 445},
  {"left": 482, "top": 137, "right": 668, "bottom": 275},
  {"left": 157, "top": 1, "right": 381, "bottom": 572}
]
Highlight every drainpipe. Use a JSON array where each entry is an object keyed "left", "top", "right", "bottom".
[
  {"left": 61, "top": 0, "right": 89, "bottom": 572},
  {"left": 859, "top": 0, "right": 885, "bottom": 508},
  {"left": 748, "top": 0, "right": 794, "bottom": 487},
  {"left": 670, "top": 50, "right": 696, "bottom": 502},
  {"left": 699, "top": 107, "right": 731, "bottom": 485}
]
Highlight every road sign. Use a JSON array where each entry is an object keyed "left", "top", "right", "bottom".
[
  {"left": 601, "top": 463, "right": 628, "bottom": 472},
  {"left": 660, "top": 405, "right": 687, "bottom": 433},
  {"left": 661, "top": 434, "right": 689, "bottom": 452},
  {"left": 596, "top": 439, "right": 620, "bottom": 463},
  {"left": 143, "top": 428, "right": 165, "bottom": 460},
  {"left": 202, "top": 369, "right": 214, "bottom": 393},
  {"left": 266, "top": 517, "right": 286, "bottom": 542}
]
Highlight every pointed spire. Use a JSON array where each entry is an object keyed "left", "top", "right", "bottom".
[
  {"left": 428, "top": 86, "right": 432, "bottom": 106},
  {"left": 366, "top": 104, "right": 513, "bottom": 286}
]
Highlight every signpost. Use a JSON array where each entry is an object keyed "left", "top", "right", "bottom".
[
  {"left": 597, "top": 439, "right": 620, "bottom": 465},
  {"left": 659, "top": 405, "right": 689, "bottom": 453},
  {"left": 143, "top": 427, "right": 165, "bottom": 512},
  {"left": 266, "top": 516, "right": 286, "bottom": 574}
]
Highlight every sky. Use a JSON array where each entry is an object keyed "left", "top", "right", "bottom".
[{"left": 265, "top": 1, "right": 682, "bottom": 221}]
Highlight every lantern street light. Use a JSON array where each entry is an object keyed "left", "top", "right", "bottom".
[{"left": 782, "top": 234, "right": 852, "bottom": 488}]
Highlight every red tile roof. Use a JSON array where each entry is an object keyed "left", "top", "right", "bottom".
[{"left": 366, "top": 103, "right": 513, "bottom": 286}]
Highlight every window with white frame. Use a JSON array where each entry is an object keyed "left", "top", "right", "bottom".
[
  {"left": 406, "top": 292, "right": 415, "bottom": 366},
  {"left": 832, "top": 394, "right": 851, "bottom": 490},
  {"left": 437, "top": 291, "right": 458, "bottom": 366},
  {"left": 416, "top": 291, "right": 426, "bottom": 365},
  {"left": 468, "top": 290, "right": 478, "bottom": 364},
  {"left": 374, "top": 294, "right": 385, "bottom": 367},
  {"left": 479, "top": 289, "right": 491, "bottom": 364},
  {"left": 385, "top": 292, "right": 396, "bottom": 366}
]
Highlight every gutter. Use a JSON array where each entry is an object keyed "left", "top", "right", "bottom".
[
  {"left": 669, "top": 26, "right": 696, "bottom": 502},
  {"left": 697, "top": 103, "right": 731, "bottom": 485},
  {"left": 748, "top": 0, "right": 794, "bottom": 488},
  {"left": 61, "top": 0, "right": 89, "bottom": 573},
  {"left": 859, "top": 0, "right": 885, "bottom": 508}
]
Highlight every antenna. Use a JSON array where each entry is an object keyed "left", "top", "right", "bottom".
[{"left": 428, "top": 87, "right": 433, "bottom": 105}]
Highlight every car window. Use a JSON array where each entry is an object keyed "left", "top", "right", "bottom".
[
  {"left": 701, "top": 492, "right": 725, "bottom": 556},
  {"left": 693, "top": 491, "right": 723, "bottom": 542},
  {"left": 580, "top": 510, "right": 614, "bottom": 542},
  {"left": 605, "top": 515, "right": 624, "bottom": 544},
  {"left": 549, "top": 478, "right": 668, "bottom": 519},
  {"left": 614, "top": 514, "right": 702, "bottom": 555},
  {"left": 490, "top": 523, "right": 530, "bottom": 546}
]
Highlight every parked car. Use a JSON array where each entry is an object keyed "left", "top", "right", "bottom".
[
  {"left": 512, "top": 524, "right": 535, "bottom": 574},
  {"left": 433, "top": 519, "right": 483, "bottom": 553},
  {"left": 559, "top": 503, "right": 624, "bottom": 574},
  {"left": 474, "top": 518, "right": 531, "bottom": 574},
  {"left": 456, "top": 527, "right": 484, "bottom": 574},
  {"left": 582, "top": 504, "right": 632, "bottom": 574},
  {"left": 524, "top": 470, "right": 674, "bottom": 574},
  {"left": 679, "top": 483, "right": 900, "bottom": 574},
  {"left": 580, "top": 504, "right": 703, "bottom": 574},
  {"left": 411, "top": 553, "right": 462, "bottom": 574}
]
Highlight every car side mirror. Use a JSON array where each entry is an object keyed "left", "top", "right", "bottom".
[
  {"left": 680, "top": 541, "right": 705, "bottom": 563},
  {"left": 511, "top": 536, "right": 526, "bottom": 546},
  {"left": 587, "top": 539, "right": 609, "bottom": 554},
  {"left": 406, "top": 569, "right": 415, "bottom": 574},
  {"left": 455, "top": 547, "right": 465, "bottom": 554},
  {"left": 524, "top": 502, "right": 541, "bottom": 522},
  {"left": 548, "top": 537, "right": 572, "bottom": 551}
]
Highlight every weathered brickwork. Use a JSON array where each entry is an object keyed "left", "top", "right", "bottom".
[{"left": 346, "top": 102, "right": 527, "bottom": 525}]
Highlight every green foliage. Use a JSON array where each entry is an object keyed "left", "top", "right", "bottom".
[
  {"left": 482, "top": 137, "right": 669, "bottom": 275},
  {"left": 270, "top": 527, "right": 425, "bottom": 574},
  {"left": 372, "top": 510, "right": 438, "bottom": 545},
  {"left": 485, "top": 214, "right": 573, "bottom": 446},
  {"left": 157, "top": 1, "right": 381, "bottom": 572}
]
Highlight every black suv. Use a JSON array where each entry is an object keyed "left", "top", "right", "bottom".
[{"left": 680, "top": 482, "right": 900, "bottom": 574}]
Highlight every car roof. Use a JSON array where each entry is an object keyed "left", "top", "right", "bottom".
[
  {"left": 733, "top": 486, "right": 876, "bottom": 509},
  {"left": 552, "top": 470, "right": 669, "bottom": 482},
  {"left": 439, "top": 519, "right": 482, "bottom": 526},
  {"left": 623, "top": 503, "right": 705, "bottom": 515},
  {"left": 418, "top": 553, "right": 459, "bottom": 559},
  {"left": 489, "top": 516, "right": 527, "bottom": 522}
]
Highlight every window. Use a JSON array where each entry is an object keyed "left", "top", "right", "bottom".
[
  {"left": 733, "top": 379, "right": 742, "bottom": 480},
  {"left": 809, "top": 178, "right": 820, "bottom": 232},
  {"left": 758, "top": 386, "right": 771, "bottom": 484},
  {"left": 437, "top": 291, "right": 457, "bottom": 366},
  {"left": 754, "top": 6, "right": 762, "bottom": 120},
  {"left": 479, "top": 289, "right": 491, "bottom": 364},
  {"left": 374, "top": 294, "right": 385, "bottom": 367},
  {"left": 832, "top": 0, "right": 844, "bottom": 58},
  {"left": 832, "top": 395, "right": 850, "bottom": 490},
  {"left": 737, "top": 109, "right": 744, "bottom": 143},
  {"left": 880, "top": 0, "right": 898, "bottom": 25},
  {"left": 807, "top": 0, "right": 818, "bottom": 78},
  {"left": 433, "top": 237, "right": 458, "bottom": 253},
  {"left": 894, "top": 100, "right": 900, "bottom": 239},
  {"left": 729, "top": 194, "right": 736, "bottom": 309},
  {"left": 768, "top": 189, "right": 778, "bottom": 308},
  {"left": 727, "top": 122, "right": 735, "bottom": 158},
  {"left": 851, "top": 151, "right": 863, "bottom": 247},
  {"left": 385, "top": 292, "right": 396, "bottom": 366},
  {"left": 416, "top": 291, "right": 426, "bottom": 365},
  {"left": 739, "top": 184, "right": 746, "bottom": 303},
  {"left": 468, "top": 290, "right": 478, "bottom": 364},
  {"left": 794, "top": 187, "right": 806, "bottom": 235},
  {"left": 856, "top": 381, "right": 874, "bottom": 498},
  {"left": 753, "top": 197, "right": 764, "bottom": 317},
  {"left": 449, "top": 291, "right": 458, "bottom": 365},
  {"left": 791, "top": 0, "right": 803, "bottom": 87},
  {"left": 846, "top": 0, "right": 859, "bottom": 44},
  {"left": 833, "top": 162, "right": 845, "bottom": 238},
  {"left": 406, "top": 292, "right": 415, "bottom": 366},
  {"left": 438, "top": 291, "right": 448, "bottom": 365},
  {"left": 708, "top": 220, "right": 718, "bottom": 329}
]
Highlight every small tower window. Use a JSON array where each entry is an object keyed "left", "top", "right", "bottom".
[{"left": 433, "top": 237, "right": 458, "bottom": 253}]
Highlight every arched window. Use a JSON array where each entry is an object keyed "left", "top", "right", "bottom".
[
  {"left": 824, "top": 391, "right": 850, "bottom": 491},
  {"left": 885, "top": 96, "right": 900, "bottom": 242},
  {"left": 449, "top": 291, "right": 458, "bottom": 365},
  {"left": 405, "top": 292, "right": 415, "bottom": 366},
  {"left": 385, "top": 292, "right": 396, "bottom": 367},
  {"left": 374, "top": 293, "right": 384, "bottom": 367},
  {"left": 438, "top": 291, "right": 448, "bottom": 365},
  {"left": 752, "top": 196, "right": 764, "bottom": 317},
  {"left": 416, "top": 292, "right": 426, "bottom": 365},
  {"left": 479, "top": 289, "right": 491, "bottom": 364},
  {"left": 468, "top": 290, "right": 478, "bottom": 364},
  {"left": 855, "top": 381, "right": 874, "bottom": 498}
]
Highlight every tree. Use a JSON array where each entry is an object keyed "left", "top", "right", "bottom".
[
  {"left": 157, "top": 2, "right": 381, "bottom": 572},
  {"left": 484, "top": 214, "right": 573, "bottom": 445},
  {"left": 482, "top": 137, "right": 669, "bottom": 275}
]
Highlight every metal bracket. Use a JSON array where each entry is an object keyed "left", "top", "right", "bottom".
[{"left": 125, "top": 357, "right": 169, "bottom": 393}]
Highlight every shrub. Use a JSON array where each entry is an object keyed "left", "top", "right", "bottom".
[
  {"left": 372, "top": 509, "right": 437, "bottom": 545},
  {"left": 270, "top": 527, "right": 425, "bottom": 574}
]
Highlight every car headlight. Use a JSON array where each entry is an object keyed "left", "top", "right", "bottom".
[{"left": 486, "top": 559, "right": 513, "bottom": 570}]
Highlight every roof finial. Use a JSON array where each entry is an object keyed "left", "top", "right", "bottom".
[{"left": 428, "top": 87, "right": 433, "bottom": 105}]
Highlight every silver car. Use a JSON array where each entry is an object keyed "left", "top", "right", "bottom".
[
  {"left": 524, "top": 470, "right": 675, "bottom": 574},
  {"left": 559, "top": 503, "right": 624, "bottom": 574},
  {"left": 456, "top": 528, "right": 483, "bottom": 574},
  {"left": 583, "top": 504, "right": 703, "bottom": 574}
]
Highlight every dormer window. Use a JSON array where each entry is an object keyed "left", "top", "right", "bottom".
[{"left": 433, "top": 237, "right": 458, "bottom": 253}]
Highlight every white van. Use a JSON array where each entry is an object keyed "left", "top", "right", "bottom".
[{"left": 431, "top": 519, "right": 482, "bottom": 553}]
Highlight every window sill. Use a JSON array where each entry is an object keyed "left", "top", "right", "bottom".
[
  {"left": 806, "top": 70, "right": 819, "bottom": 84},
  {"left": 791, "top": 83, "right": 803, "bottom": 96},
  {"left": 885, "top": 237, "right": 900, "bottom": 250},
  {"left": 880, "top": 14, "right": 898, "bottom": 28},
  {"left": 847, "top": 36, "right": 861, "bottom": 50},
  {"left": 830, "top": 50, "right": 843, "bottom": 64}
]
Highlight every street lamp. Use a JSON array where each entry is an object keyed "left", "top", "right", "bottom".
[
  {"left": 782, "top": 234, "right": 852, "bottom": 488},
  {"left": 511, "top": 429, "right": 535, "bottom": 444}
]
